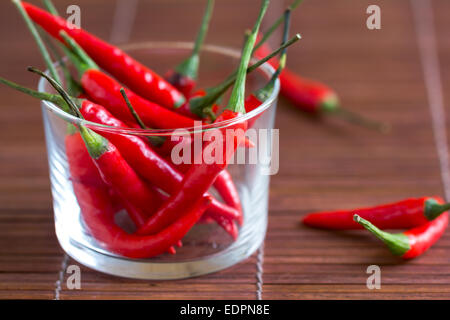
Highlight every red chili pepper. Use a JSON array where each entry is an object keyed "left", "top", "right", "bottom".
[
  {"left": 214, "top": 170, "right": 243, "bottom": 225},
  {"left": 136, "top": 0, "right": 270, "bottom": 237},
  {"left": 136, "top": 110, "right": 245, "bottom": 238},
  {"left": 73, "top": 176, "right": 211, "bottom": 258},
  {"left": 22, "top": 1, "right": 186, "bottom": 109},
  {"left": 56, "top": 32, "right": 196, "bottom": 130},
  {"left": 180, "top": 34, "right": 301, "bottom": 119},
  {"left": 302, "top": 196, "right": 450, "bottom": 230},
  {"left": 31, "top": 67, "right": 166, "bottom": 229},
  {"left": 0, "top": 76, "right": 241, "bottom": 235},
  {"left": 253, "top": 36, "right": 389, "bottom": 132},
  {"left": 165, "top": 0, "right": 214, "bottom": 98},
  {"left": 65, "top": 126, "right": 181, "bottom": 256},
  {"left": 354, "top": 212, "right": 449, "bottom": 259}
]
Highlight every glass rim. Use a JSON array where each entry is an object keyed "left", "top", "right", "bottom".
[{"left": 38, "top": 41, "right": 280, "bottom": 136}]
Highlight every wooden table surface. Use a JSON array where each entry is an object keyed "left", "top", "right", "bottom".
[{"left": 1, "top": 0, "right": 450, "bottom": 299}]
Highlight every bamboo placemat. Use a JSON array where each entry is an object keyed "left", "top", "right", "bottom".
[{"left": 1, "top": 0, "right": 450, "bottom": 299}]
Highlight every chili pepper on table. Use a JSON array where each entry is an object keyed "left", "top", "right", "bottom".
[
  {"left": 354, "top": 212, "right": 449, "bottom": 259},
  {"left": 165, "top": 0, "right": 215, "bottom": 98},
  {"left": 302, "top": 196, "right": 450, "bottom": 230},
  {"left": 253, "top": 39, "right": 390, "bottom": 132},
  {"left": 136, "top": 0, "right": 270, "bottom": 237},
  {"left": 22, "top": 1, "right": 186, "bottom": 109}
]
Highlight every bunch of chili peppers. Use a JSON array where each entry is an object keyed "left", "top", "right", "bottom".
[
  {"left": 302, "top": 196, "right": 450, "bottom": 259},
  {"left": 3, "top": 0, "right": 305, "bottom": 258}
]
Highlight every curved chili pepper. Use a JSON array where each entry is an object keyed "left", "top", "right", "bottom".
[
  {"left": 165, "top": 0, "right": 215, "bottom": 98},
  {"left": 22, "top": 1, "right": 186, "bottom": 109},
  {"left": 137, "top": 0, "right": 270, "bottom": 237},
  {"left": 302, "top": 196, "right": 450, "bottom": 230},
  {"left": 354, "top": 212, "right": 449, "bottom": 259}
]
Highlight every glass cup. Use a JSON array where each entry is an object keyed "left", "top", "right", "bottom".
[{"left": 39, "top": 42, "right": 279, "bottom": 279}]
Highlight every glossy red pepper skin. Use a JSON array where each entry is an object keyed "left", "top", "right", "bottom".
[
  {"left": 66, "top": 131, "right": 190, "bottom": 258},
  {"left": 303, "top": 196, "right": 445, "bottom": 230},
  {"left": 22, "top": 1, "right": 185, "bottom": 109},
  {"left": 65, "top": 131, "right": 122, "bottom": 212},
  {"left": 214, "top": 170, "right": 243, "bottom": 225},
  {"left": 137, "top": 110, "right": 246, "bottom": 237},
  {"left": 254, "top": 39, "right": 338, "bottom": 113},
  {"left": 78, "top": 100, "right": 241, "bottom": 230},
  {"left": 73, "top": 178, "right": 211, "bottom": 258},
  {"left": 81, "top": 69, "right": 195, "bottom": 129},
  {"left": 165, "top": 70, "right": 196, "bottom": 99},
  {"left": 402, "top": 212, "right": 449, "bottom": 259},
  {"left": 245, "top": 94, "right": 265, "bottom": 128},
  {"left": 90, "top": 141, "right": 161, "bottom": 228}
]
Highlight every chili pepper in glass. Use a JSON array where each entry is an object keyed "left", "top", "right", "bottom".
[
  {"left": 136, "top": 0, "right": 270, "bottom": 237},
  {"left": 184, "top": 34, "right": 301, "bottom": 119},
  {"left": 165, "top": 0, "right": 215, "bottom": 98},
  {"left": 70, "top": 150, "right": 211, "bottom": 259},
  {"left": 54, "top": 31, "right": 196, "bottom": 130},
  {"left": 302, "top": 196, "right": 450, "bottom": 230},
  {"left": 22, "top": 1, "right": 187, "bottom": 109},
  {"left": 354, "top": 213, "right": 448, "bottom": 259},
  {"left": 0, "top": 75, "right": 241, "bottom": 237},
  {"left": 29, "top": 67, "right": 166, "bottom": 229}
]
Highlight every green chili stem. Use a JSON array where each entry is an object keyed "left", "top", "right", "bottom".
[
  {"left": 13, "top": 0, "right": 61, "bottom": 84},
  {"left": 120, "top": 88, "right": 147, "bottom": 129},
  {"left": 332, "top": 108, "right": 391, "bottom": 134},
  {"left": 353, "top": 214, "right": 410, "bottom": 256},
  {"left": 43, "top": 0, "right": 59, "bottom": 16},
  {"left": 255, "top": 9, "right": 291, "bottom": 101},
  {"left": 0, "top": 76, "right": 66, "bottom": 108},
  {"left": 189, "top": 33, "right": 300, "bottom": 116},
  {"left": 424, "top": 198, "right": 450, "bottom": 221},
  {"left": 175, "top": 0, "right": 214, "bottom": 80},
  {"left": 192, "top": 0, "right": 214, "bottom": 56},
  {"left": 28, "top": 67, "right": 108, "bottom": 158},
  {"left": 120, "top": 88, "right": 166, "bottom": 146},
  {"left": 227, "top": 0, "right": 270, "bottom": 113},
  {"left": 28, "top": 67, "right": 82, "bottom": 118},
  {"left": 60, "top": 31, "right": 98, "bottom": 72},
  {"left": 253, "top": 0, "right": 303, "bottom": 52}
]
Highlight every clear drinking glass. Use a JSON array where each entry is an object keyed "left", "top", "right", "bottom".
[{"left": 39, "top": 42, "right": 279, "bottom": 279}]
